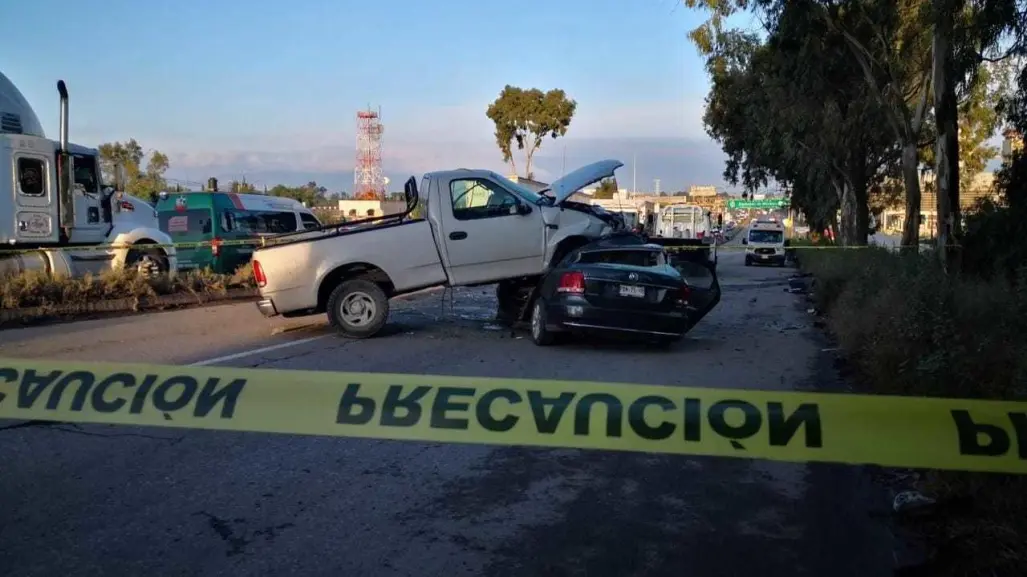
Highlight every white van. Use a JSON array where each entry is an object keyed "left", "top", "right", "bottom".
[{"left": 743, "top": 220, "right": 787, "bottom": 266}]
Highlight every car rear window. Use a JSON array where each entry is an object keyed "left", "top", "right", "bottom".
[{"left": 577, "top": 249, "right": 664, "bottom": 267}]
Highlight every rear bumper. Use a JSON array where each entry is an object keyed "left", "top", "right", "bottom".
[
  {"left": 256, "top": 298, "right": 279, "bottom": 317},
  {"left": 545, "top": 295, "right": 687, "bottom": 337}
]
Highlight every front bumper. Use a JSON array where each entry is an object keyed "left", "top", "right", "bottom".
[
  {"left": 747, "top": 252, "right": 785, "bottom": 265},
  {"left": 546, "top": 295, "right": 688, "bottom": 337},
  {"left": 256, "top": 298, "right": 279, "bottom": 317}
]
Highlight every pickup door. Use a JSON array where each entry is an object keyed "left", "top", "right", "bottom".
[{"left": 435, "top": 175, "right": 546, "bottom": 285}]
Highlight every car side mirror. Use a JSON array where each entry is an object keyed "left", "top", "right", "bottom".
[
  {"left": 742, "top": 238, "right": 748, "bottom": 245},
  {"left": 515, "top": 203, "right": 532, "bottom": 216}
]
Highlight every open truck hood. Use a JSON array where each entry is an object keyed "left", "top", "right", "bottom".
[{"left": 543, "top": 159, "right": 624, "bottom": 205}]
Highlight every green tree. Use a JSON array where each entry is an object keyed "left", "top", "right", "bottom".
[
  {"left": 229, "top": 178, "right": 257, "bottom": 193},
  {"left": 593, "top": 178, "right": 618, "bottom": 199},
  {"left": 686, "top": 0, "right": 935, "bottom": 247},
  {"left": 699, "top": 1, "right": 895, "bottom": 244},
  {"left": 267, "top": 181, "right": 328, "bottom": 206},
  {"left": 486, "top": 85, "right": 577, "bottom": 178},
  {"left": 97, "top": 140, "right": 171, "bottom": 202},
  {"left": 97, "top": 139, "right": 143, "bottom": 190}
]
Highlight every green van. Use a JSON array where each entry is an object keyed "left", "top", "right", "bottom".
[{"left": 155, "top": 191, "right": 322, "bottom": 274}]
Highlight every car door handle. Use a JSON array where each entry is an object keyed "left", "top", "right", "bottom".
[{"left": 449, "top": 231, "right": 468, "bottom": 240}]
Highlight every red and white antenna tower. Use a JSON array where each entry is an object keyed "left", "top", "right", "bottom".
[{"left": 355, "top": 107, "right": 385, "bottom": 200}]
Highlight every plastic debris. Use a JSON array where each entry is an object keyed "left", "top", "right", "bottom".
[{"left": 893, "top": 490, "right": 936, "bottom": 514}]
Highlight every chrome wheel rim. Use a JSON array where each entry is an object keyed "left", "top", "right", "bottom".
[{"left": 340, "top": 291, "right": 376, "bottom": 326}]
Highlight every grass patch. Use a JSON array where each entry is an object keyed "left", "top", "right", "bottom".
[
  {"left": 1, "top": 262, "right": 256, "bottom": 311},
  {"left": 800, "top": 248, "right": 1027, "bottom": 576}
]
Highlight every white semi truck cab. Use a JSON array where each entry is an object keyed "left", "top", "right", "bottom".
[{"left": 0, "top": 72, "right": 177, "bottom": 278}]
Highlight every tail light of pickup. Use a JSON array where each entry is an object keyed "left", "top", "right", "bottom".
[{"left": 253, "top": 259, "right": 267, "bottom": 288}]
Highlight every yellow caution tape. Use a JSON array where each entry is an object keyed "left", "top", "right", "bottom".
[
  {"left": 1, "top": 358, "right": 1024, "bottom": 474},
  {"left": 0, "top": 238, "right": 272, "bottom": 254}
]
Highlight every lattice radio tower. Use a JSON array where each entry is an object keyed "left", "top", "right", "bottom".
[{"left": 355, "top": 107, "right": 385, "bottom": 200}]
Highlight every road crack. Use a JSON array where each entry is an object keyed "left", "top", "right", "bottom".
[
  {"left": 0, "top": 420, "right": 182, "bottom": 443},
  {"left": 193, "top": 511, "right": 296, "bottom": 557}
]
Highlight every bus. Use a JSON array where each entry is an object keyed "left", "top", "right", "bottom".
[{"left": 155, "top": 191, "right": 321, "bottom": 273}]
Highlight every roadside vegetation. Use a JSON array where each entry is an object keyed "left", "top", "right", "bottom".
[
  {"left": 0, "top": 262, "right": 256, "bottom": 312},
  {"left": 681, "top": 0, "right": 1027, "bottom": 573},
  {"left": 799, "top": 243, "right": 1026, "bottom": 575}
]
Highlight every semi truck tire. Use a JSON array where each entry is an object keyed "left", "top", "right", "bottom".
[{"left": 126, "top": 248, "right": 169, "bottom": 278}]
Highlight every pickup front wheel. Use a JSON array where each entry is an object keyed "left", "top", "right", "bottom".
[{"left": 326, "top": 279, "right": 390, "bottom": 339}]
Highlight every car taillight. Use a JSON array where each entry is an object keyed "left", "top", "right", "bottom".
[
  {"left": 253, "top": 259, "right": 267, "bottom": 288},
  {"left": 677, "top": 284, "right": 691, "bottom": 305},
  {"left": 557, "top": 271, "right": 585, "bottom": 294},
  {"left": 211, "top": 237, "right": 223, "bottom": 257}
]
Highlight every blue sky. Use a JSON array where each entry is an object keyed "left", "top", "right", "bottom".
[{"left": 3, "top": 0, "right": 757, "bottom": 192}]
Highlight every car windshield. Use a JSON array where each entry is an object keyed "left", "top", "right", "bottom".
[
  {"left": 492, "top": 173, "right": 545, "bottom": 204},
  {"left": 577, "top": 249, "right": 665, "bottom": 267},
  {"left": 749, "top": 230, "right": 784, "bottom": 243}
]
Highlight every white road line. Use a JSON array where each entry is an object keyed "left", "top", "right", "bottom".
[{"left": 188, "top": 335, "right": 330, "bottom": 366}]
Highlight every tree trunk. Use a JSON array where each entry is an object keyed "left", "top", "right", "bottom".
[
  {"left": 833, "top": 177, "right": 860, "bottom": 246},
  {"left": 525, "top": 148, "right": 536, "bottom": 180},
  {"left": 900, "top": 143, "right": 922, "bottom": 247},
  {"left": 932, "top": 0, "right": 961, "bottom": 270},
  {"left": 851, "top": 153, "right": 871, "bottom": 245}
]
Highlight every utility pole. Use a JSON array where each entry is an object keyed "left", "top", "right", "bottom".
[{"left": 632, "top": 153, "right": 637, "bottom": 195}]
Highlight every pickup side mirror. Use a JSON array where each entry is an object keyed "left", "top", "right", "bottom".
[{"left": 742, "top": 238, "right": 748, "bottom": 245}]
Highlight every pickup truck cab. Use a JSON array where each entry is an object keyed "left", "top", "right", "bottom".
[{"left": 251, "top": 159, "right": 628, "bottom": 338}]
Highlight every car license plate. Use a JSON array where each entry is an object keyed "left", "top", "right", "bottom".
[{"left": 618, "top": 285, "right": 645, "bottom": 298}]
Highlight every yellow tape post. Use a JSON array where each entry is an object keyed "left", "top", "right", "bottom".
[{"left": 1, "top": 358, "right": 1024, "bottom": 474}]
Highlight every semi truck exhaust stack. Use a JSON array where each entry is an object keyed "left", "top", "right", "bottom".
[
  {"left": 58, "top": 80, "right": 68, "bottom": 151},
  {"left": 56, "top": 80, "right": 74, "bottom": 233}
]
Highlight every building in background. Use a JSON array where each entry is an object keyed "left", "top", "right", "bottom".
[
  {"left": 507, "top": 175, "right": 549, "bottom": 193},
  {"left": 1002, "top": 128, "right": 1023, "bottom": 162}
]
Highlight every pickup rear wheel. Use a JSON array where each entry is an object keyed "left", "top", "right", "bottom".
[{"left": 326, "top": 279, "right": 390, "bottom": 338}]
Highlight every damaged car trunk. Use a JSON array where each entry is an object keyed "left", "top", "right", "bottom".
[{"left": 501, "top": 232, "right": 721, "bottom": 344}]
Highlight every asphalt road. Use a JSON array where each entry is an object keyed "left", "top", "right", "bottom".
[{"left": 0, "top": 240, "right": 899, "bottom": 577}]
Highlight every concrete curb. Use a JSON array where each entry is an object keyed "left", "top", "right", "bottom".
[{"left": 0, "top": 288, "right": 259, "bottom": 327}]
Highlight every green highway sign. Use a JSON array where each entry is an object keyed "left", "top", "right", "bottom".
[{"left": 727, "top": 198, "right": 788, "bottom": 210}]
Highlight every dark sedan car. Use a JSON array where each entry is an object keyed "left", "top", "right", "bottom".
[{"left": 529, "top": 236, "right": 721, "bottom": 346}]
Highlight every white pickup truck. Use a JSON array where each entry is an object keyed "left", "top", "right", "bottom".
[{"left": 251, "top": 160, "right": 630, "bottom": 337}]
